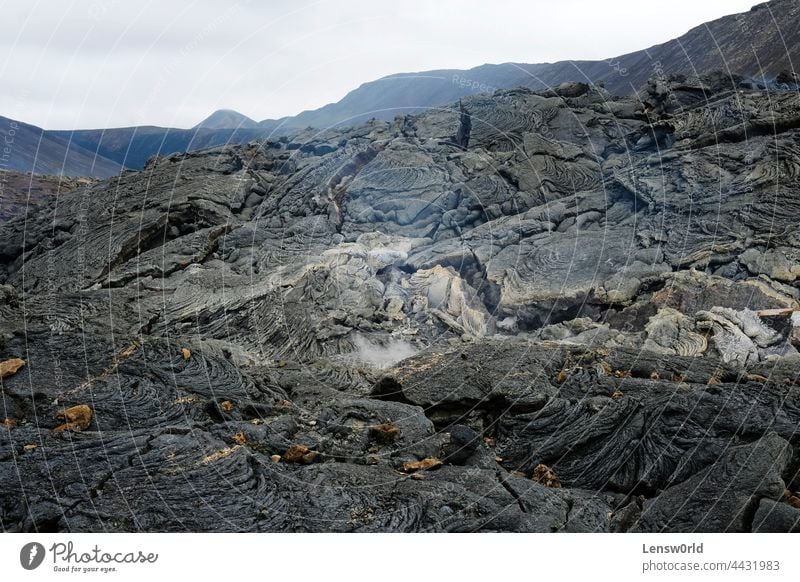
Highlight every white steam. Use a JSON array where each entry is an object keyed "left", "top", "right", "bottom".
[{"left": 348, "top": 335, "right": 418, "bottom": 369}]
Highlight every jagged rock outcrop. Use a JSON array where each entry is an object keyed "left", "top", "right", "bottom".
[{"left": 1, "top": 73, "right": 800, "bottom": 532}]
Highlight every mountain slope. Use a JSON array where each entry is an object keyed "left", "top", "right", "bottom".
[
  {"left": 50, "top": 125, "right": 276, "bottom": 170},
  {"left": 0, "top": 116, "right": 122, "bottom": 178},
  {"left": 275, "top": 0, "right": 799, "bottom": 129}
]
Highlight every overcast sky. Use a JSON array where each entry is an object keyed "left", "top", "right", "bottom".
[{"left": 1, "top": 0, "right": 759, "bottom": 130}]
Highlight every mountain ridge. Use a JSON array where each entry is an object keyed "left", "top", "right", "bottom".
[
  {"left": 271, "top": 0, "right": 797, "bottom": 130},
  {"left": 3, "top": 0, "right": 797, "bottom": 176}
]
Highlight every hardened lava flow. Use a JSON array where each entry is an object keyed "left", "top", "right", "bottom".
[{"left": 2, "top": 73, "right": 800, "bottom": 532}]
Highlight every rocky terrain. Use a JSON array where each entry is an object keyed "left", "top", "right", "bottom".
[
  {"left": 0, "top": 171, "right": 95, "bottom": 223},
  {"left": 1, "top": 72, "right": 800, "bottom": 532}
]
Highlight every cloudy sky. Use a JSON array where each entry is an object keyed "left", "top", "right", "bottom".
[{"left": 1, "top": 0, "right": 758, "bottom": 130}]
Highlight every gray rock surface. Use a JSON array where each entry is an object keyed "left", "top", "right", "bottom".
[{"left": 1, "top": 73, "right": 800, "bottom": 532}]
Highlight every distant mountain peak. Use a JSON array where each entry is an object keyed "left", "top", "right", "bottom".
[{"left": 195, "top": 109, "right": 259, "bottom": 129}]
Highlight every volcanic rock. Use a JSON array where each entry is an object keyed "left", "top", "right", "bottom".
[{"left": 2, "top": 73, "right": 800, "bottom": 532}]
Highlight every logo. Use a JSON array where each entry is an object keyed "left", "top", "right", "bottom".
[{"left": 20, "top": 542, "right": 46, "bottom": 570}]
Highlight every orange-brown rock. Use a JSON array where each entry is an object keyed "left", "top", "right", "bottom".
[
  {"left": 0, "top": 358, "right": 25, "bottom": 379},
  {"left": 284, "top": 444, "right": 317, "bottom": 464},
  {"left": 784, "top": 489, "right": 800, "bottom": 509},
  {"left": 370, "top": 422, "right": 400, "bottom": 444},
  {"left": 181, "top": 348, "right": 192, "bottom": 360},
  {"left": 402, "top": 457, "right": 442, "bottom": 472},
  {"left": 531, "top": 463, "right": 561, "bottom": 488},
  {"left": 54, "top": 404, "right": 93, "bottom": 433},
  {"left": 746, "top": 374, "right": 768, "bottom": 384}
]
